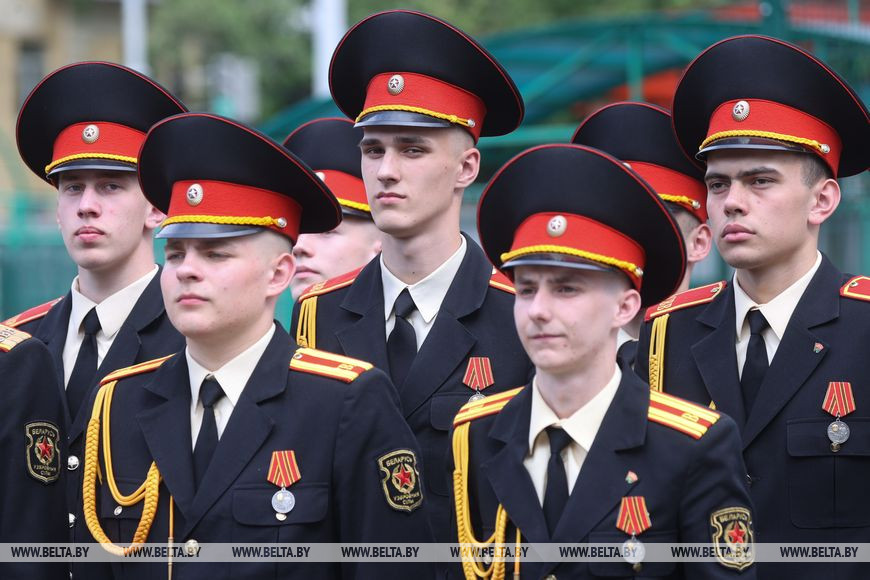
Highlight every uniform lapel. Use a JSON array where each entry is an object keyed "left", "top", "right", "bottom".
[
  {"left": 552, "top": 368, "right": 646, "bottom": 543},
  {"left": 34, "top": 294, "right": 72, "bottom": 425},
  {"left": 335, "top": 259, "right": 390, "bottom": 371},
  {"left": 742, "top": 258, "right": 839, "bottom": 447},
  {"left": 482, "top": 386, "right": 549, "bottom": 545},
  {"left": 691, "top": 285, "right": 747, "bottom": 428},
  {"left": 136, "top": 353, "right": 196, "bottom": 518},
  {"left": 399, "top": 236, "right": 487, "bottom": 415},
  {"left": 181, "top": 328, "right": 289, "bottom": 537}
]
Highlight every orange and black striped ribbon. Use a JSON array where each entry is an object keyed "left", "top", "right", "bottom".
[
  {"left": 823, "top": 382, "right": 856, "bottom": 418},
  {"left": 267, "top": 450, "right": 302, "bottom": 488},
  {"left": 462, "top": 357, "right": 495, "bottom": 392},
  {"left": 616, "top": 496, "right": 651, "bottom": 536}
]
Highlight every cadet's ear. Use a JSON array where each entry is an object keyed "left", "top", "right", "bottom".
[
  {"left": 614, "top": 287, "right": 641, "bottom": 329},
  {"left": 266, "top": 248, "right": 295, "bottom": 299}
]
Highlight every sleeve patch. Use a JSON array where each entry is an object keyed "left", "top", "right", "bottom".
[
  {"left": 377, "top": 449, "right": 423, "bottom": 512},
  {"left": 645, "top": 281, "right": 726, "bottom": 321},
  {"left": 710, "top": 507, "right": 754, "bottom": 570},
  {"left": 26, "top": 421, "right": 61, "bottom": 484}
]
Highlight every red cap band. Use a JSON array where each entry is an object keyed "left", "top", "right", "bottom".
[
  {"left": 47, "top": 122, "right": 145, "bottom": 175},
  {"left": 359, "top": 72, "right": 486, "bottom": 140},
  {"left": 316, "top": 169, "right": 369, "bottom": 214},
  {"left": 502, "top": 212, "right": 646, "bottom": 290},
  {"left": 627, "top": 161, "right": 707, "bottom": 222},
  {"left": 164, "top": 179, "right": 302, "bottom": 241},
  {"left": 703, "top": 99, "right": 842, "bottom": 175}
]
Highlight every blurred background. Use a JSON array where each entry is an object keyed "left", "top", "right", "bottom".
[{"left": 0, "top": 0, "right": 867, "bottom": 324}]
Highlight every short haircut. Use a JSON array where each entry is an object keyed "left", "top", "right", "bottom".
[
  {"left": 664, "top": 202, "right": 702, "bottom": 239},
  {"left": 800, "top": 153, "right": 833, "bottom": 187}
]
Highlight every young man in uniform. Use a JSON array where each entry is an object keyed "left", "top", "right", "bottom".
[
  {"left": 81, "top": 113, "right": 432, "bottom": 579},
  {"left": 0, "top": 329, "right": 67, "bottom": 579},
  {"left": 453, "top": 143, "right": 755, "bottom": 579},
  {"left": 11, "top": 62, "right": 187, "bottom": 557},
  {"left": 291, "top": 10, "right": 533, "bottom": 541},
  {"left": 572, "top": 102, "right": 712, "bottom": 364},
  {"left": 636, "top": 36, "right": 869, "bottom": 579},
  {"left": 284, "top": 118, "right": 382, "bottom": 300}
]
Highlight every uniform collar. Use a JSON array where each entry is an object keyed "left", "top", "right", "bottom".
[
  {"left": 186, "top": 323, "right": 276, "bottom": 409},
  {"left": 733, "top": 251, "right": 822, "bottom": 340},
  {"left": 527, "top": 364, "right": 622, "bottom": 454},
  {"left": 380, "top": 235, "right": 467, "bottom": 323},
  {"left": 69, "top": 265, "right": 158, "bottom": 338}
]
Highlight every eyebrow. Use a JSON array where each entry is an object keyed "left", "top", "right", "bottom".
[
  {"left": 359, "top": 135, "right": 431, "bottom": 147},
  {"left": 705, "top": 166, "right": 781, "bottom": 181}
]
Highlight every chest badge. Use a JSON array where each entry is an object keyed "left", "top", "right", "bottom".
[
  {"left": 823, "top": 381, "right": 856, "bottom": 452},
  {"left": 463, "top": 357, "right": 495, "bottom": 402},
  {"left": 267, "top": 450, "right": 301, "bottom": 520}
]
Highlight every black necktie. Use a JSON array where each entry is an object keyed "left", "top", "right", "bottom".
[
  {"left": 543, "top": 426, "right": 572, "bottom": 536},
  {"left": 387, "top": 289, "right": 417, "bottom": 388},
  {"left": 193, "top": 376, "right": 225, "bottom": 488},
  {"left": 66, "top": 307, "right": 101, "bottom": 419},
  {"left": 741, "top": 309, "right": 770, "bottom": 412}
]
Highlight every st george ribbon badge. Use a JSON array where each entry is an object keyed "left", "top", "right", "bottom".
[
  {"left": 268, "top": 450, "right": 301, "bottom": 520},
  {"left": 463, "top": 357, "right": 495, "bottom": 402},
  {"left": 616, "top": 496, "right": 651, "bottom": 572},
  {"left": 823, "top": 382, "right": 856, "bottom": 452}
]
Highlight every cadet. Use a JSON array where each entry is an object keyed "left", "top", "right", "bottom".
[
  {"left": 12, "top": 62, "right": 186, "bottom": 551},
  {"left": 291, "top": 10, "right": 533, "bottom": 541},
  {"left": 635, "top": 36, "right": 869, "bottom": 579},
  {"left": 0, "top": 327, "right": 67, "bottom": 579},
  {"left": 453, "top": 144, "right": 755, "bottom": 579},
  {"left": 571, "top": 102, "right": 712, "bottom": 363},
  {"left": 81, "top": 113, "right": 432, "bottom": 579},
  {"left": 283, "top": 118, "right": 382, "bottom": 300}
]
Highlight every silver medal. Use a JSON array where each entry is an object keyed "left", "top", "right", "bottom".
[
  {"left": 827, "top": 419, "right": 850, "bottom": 445},
  {"left": 622, "top": 536, "right": 645, "bottom": 564},
  {"left": 271, "top": 488, "right": 295, "bottom": 514},
  {"left": 469, "top": 391, "right": 486, "bottom": 403}
]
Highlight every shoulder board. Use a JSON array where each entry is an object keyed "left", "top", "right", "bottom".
[
  {"left": 290, "top": 347, "right": 373, "bottom": 383},
  {"left": 3, "top": 297, "right": 63, "bottom": 328},
  {"left": 298, "top": 267, "right": 362, "bottom": 301},
  {"left": 841, "top": 275, "right": 870, "bottom": 302},
  {"left": 99, "top": 354, "right": 174, "bottom": 385},
  {"left": 453, "top": 387, "right": 525, "bottom": 427},
  {"left": 489, "top": 269, "right": 515, "bottom": 294},
  {"left": 0, "top": 324, "right": 32, "bottom": 352},
  {"left": 645, "top": 281, "right": 727, "bottom": 321},
  {"left": 648, "top": 390, "right": 720, "bottom": 439}
]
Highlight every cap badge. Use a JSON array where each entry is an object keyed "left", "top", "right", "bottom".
[
  {"left": 547, "top": 215, "right": 567, "bottom": 237},
  {"left": 732, "top": 101, "right": 750, "bottom": 122},
  {"left": 186, "top": 183, "right": 204, "bottom": 206},
  {"left": 387, "top": 74, "right": 405, "bottom": 95},
  {"left": 82, "top": 124, "right": 100, "bottom": 144}
]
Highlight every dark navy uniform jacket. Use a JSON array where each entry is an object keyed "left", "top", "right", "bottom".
[
  {"left": 0, "top": 329, "right": 67, "bottom": 580},
  {"left": 85, "top": 324, "right": 433, "bottom": 579},
  {"left": 452, "top": 362, "right": 756, "bottom": 579},
  {"left": 291, "top": 235, "right": 533, "bottom": 542},
  {"left": 637, "top": 255, "right": 870, "bottom": 580},
  {"left": 7, "top": 271, "right": 184, "bottom": 557}
]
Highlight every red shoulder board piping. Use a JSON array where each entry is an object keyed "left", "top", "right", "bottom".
[
  {"left": 289, "top": 347, "right": 373, "bottom": 383},
  {"left": 648, "top": 390, "right": 720, "bottom": 439},
  {"left": 453, "top": 387, "right": 524, "bottom": 427},
  {"left": 3, "top": 297, "right": 63, "bottom": 328},
  {"left": 841, "top": 276, "right": 870, "bottom": 302},
  {"left": 489, "top": 268, "right": 515, "bottom": 294},
  {"left": 645, "top": 281, "right": 727, "bottom": 321},
  {"left": 297, "top": 267, "right": 362, "bottom": 301},
  {"left": 99, "top": 354, "right": 174, "bottom": 385}
]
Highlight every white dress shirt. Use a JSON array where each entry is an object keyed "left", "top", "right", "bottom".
[
  {"left": 62, "top": 266, "right": 158, "bottom": 387},
  {"left": 734, "top": 251, "right": 821, "bottom": 377},
  {"left": 187, "top": 324, "right": 276, "bottom": 448},
  {"left": 381, "top": 236, "right": 467, "bottom": 350},
  {"left": 523, "top": 366, "right": 622, "bottom": 505}
]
